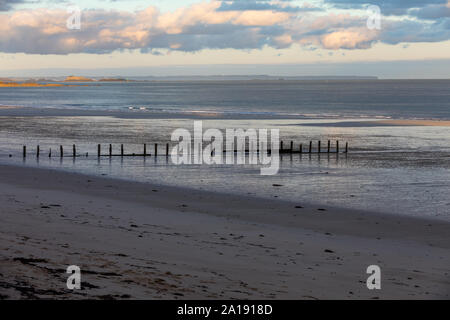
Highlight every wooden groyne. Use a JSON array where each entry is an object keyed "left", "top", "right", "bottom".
[{"left": 22, "top": 140, "right": 348, "bottom": 158}]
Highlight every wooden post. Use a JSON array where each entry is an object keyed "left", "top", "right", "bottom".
[
  {"left": 109, "top": 144, "right": 112, "bottom": 157},
  {"left": 345, "top": 142, "right": 348, "bottom": 153},
  {"left": 328, "top": 140, "right": 330, "bottom": 153},
  {"left": 121, "top": 144, "right": 124, "bottom": 157},
  {"left": 49, "top": 148, "right": 52, "bottom": 158},
  {"left": 336, "top": 140, "right": 339, "bottom": 153},
  {"left": 309, "top": 141, "right": 312, "bottom": 153},
  {"left": 60, "top": 145, "right": 63, "bottom": 158},
  {"left": 299, "top": 144, "right": 303, "bottom": 153},
  {"left": 144, "top": 144, "right": 147, "bottom": 157},
  {"left": 166, "top": 143, "right": 169, "bottom": 157},
  {"left": 97, "top": 144, "right": 101, "bottom": 157},
  {"left": 73, "top": 144, "right": 76, "bottom": 158},
  {"left": 23, "top": 146, "right": 26, "bottom": 158},
  {"left": 155, "top": 144, "right": 158, "bottom": 157},
  {"left": 36, "top": 145, "right": 40, "bottom": 158},
  {"left": 318, "top": 141, "right": 321, "bottom": 153},
  {"left": 280, "top": 141, "right": 283, "bottom": 152},
  {"left": 290, "top": 141, "right": 293, "bottom": 153}
]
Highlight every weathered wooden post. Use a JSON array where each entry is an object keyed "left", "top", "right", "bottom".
[
  {"left": 121, "top": 144, "right": 124, "bottom": 157},
  {"left": 97, "top": 144, "right": 101, "bottom": 157},
  {"left": 166, "top": 143, "right": 169, "bottom": 157},
  {"left": 144, "top": 144, "right": 147, "bottom": 157},
  {"left": 290, "top": 141, "right": 293, "bottom": 153},
  {"left": 155, "top": 144, "right": 158, "bottom": 157},
  {"left": 299, "top": 144, "right": 303, "bottom": 153},
  {"left": 345, "top": 142, "right": 348, "bottom": 153},
  {"left": 109, "top": 144, "right": 112, "bottom": 157},
  {"left": 280, "top": 141, "right": 283, "bottom": 153},
  {"left": 309, "top": 141, "right": 312, "bottom": 153},
  {"left": 60, "top": 145, "right": 63, "bottom": 158},
  {"left": 73, "top": 144, "right": 76, "bottom": 158},
  {"left": 49, "top": 148, "right": 52, "bottom": 158},
  {"left": 336, "top": 140, "right": 339, "bottom": 153},
  {"left": 318, "top": 141, "right": 321, "bottom": 153},
  {"left": 23, "top": 146, "right": 26, "bottom": 158},
  {"left": 36, "top": 145, "right": 40, "bottom": 158},
  {"left": 328, "top": 140, "right": 331, "bottom": 153}
]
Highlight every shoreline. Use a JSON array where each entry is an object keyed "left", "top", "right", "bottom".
[
  {"left": 0, "top": 106, "right": 312, "bottom": 120},
  {"left": 297, "top": 119, "right": 450, "bottom": 127},
  {"left": 1, "top": 163, "right": 449, "bottom": 299},
  {"left": 2, "top": 107, "right": 450, "bottom": 123}
]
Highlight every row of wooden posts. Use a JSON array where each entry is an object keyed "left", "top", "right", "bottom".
[{"left": 22, "top": 140, "right": 348, "bottom": 158}]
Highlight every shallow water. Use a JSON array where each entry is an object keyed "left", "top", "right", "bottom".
[
  {"left": 0, "top": 116, "right": 449, "bottom": 220},
  {"left": 1, "top": 80, "right": 449, "bottom": 220},
  {"left": 1, "top": 80, "right": 450, "bottom": 119}
]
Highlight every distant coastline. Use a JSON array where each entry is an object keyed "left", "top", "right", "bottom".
[
  {"left": 64, "top": 76, "right": 128, "bottom": 82},
  {"left": 0, "top": 75, "right": 378, "bottom": 83},
  {"left": 0, "top": 76, "right": 128, "bottom": 86},
  {"left": 0, "top": 81, "right": 65, "bottom": 88}
]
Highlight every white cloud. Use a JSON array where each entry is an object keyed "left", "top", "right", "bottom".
[{"left": 0, "top": 0, "right": 449, "bottom": 54}]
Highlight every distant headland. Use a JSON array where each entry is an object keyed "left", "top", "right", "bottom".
[
  {"left": 0, "top": 75, "right": 378, "bottom": 84},
  {"left": 0, "top": 81, "right": 65, "bottom": 88},
  {"left": 0, "top": 76, "right": 129, "bottom": 87},
  {"left": 64, "top": 76, "right": 128, "bottom": 82}
]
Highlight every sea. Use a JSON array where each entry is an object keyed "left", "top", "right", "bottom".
[{"left": 1, "top": 80, "right": 449, "bottom": 220}]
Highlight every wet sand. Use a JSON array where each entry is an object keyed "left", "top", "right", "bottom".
[
  {"left": 2, "top": 107, "right": 450, "bottom": 124},
  {"left": 0, "top": 106, "right": 303, "bottom": 120},
  {"left": 1, "top": 164, "right": 449, "bottom": 299},
  {"left": 296, "top": 119, "right": 450, "bottom": 127},
  {"left": 378, "top": 120, "right": 450, "bottom": 126}
]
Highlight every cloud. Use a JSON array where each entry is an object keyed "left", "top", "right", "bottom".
[
  {"left": 324, "top": 0, "right": 448, "bottom": 15},
  {"left": 0, "top": 2, "right": 298, "bottom": 54},
  {"left": 380, "top": 18, "right": 450, "bottom": 44},
  {"left": 0, "top": 0, "right": 449, "bottom": 55},
  {"left": 409, "top": 1, "right": 450, "bottom": 20},
  {"left": 0, "top": 0, "right": 24, "bottom": 11},
  {"left": 217, "top": 0, "right": 323, "bottom": 12}
]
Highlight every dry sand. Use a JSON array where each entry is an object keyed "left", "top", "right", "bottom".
[{"left": 0, "top": 164, "right": 449, "bottom": 300}]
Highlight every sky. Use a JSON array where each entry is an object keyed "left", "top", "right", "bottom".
[{"left": 1, "top": 0, "right": 450, "bottom": 78}]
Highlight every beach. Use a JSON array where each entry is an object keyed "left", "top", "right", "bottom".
[
  {"left": 1, "top": 0, "right": 450, "bottom": 306},
  {"left": 1, "top": 163, "right": 449, "bottom": 299},
  {"left": 1, "top": 80, "right": 450, "bottom": 300}
]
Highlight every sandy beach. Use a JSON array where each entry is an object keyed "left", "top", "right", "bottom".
[{"left": 1, "top": 164, "right": 449, "bottom": 299}]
